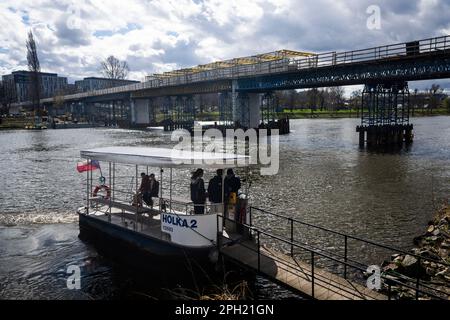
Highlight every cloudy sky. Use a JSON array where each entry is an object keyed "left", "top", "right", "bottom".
[{"left": 1, "top": 0, "right": 450, "bottom": 91}]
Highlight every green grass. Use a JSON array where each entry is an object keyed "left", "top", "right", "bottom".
[
  {"left": 280, "top": 109, "right": 360, "bottom": 118},
  {"left": 0, "top": 117, "right": 30, "bottom": 129}
]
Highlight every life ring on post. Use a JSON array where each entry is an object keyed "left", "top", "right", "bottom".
[{"left": 92, "top": 185, "right": 111, "bottom": 199}]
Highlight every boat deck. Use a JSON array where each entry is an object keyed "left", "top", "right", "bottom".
[{"left": 84, "top": 198, "right": 237, "bottom": 243}]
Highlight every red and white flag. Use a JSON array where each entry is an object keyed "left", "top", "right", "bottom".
[{"left": 76, "top": 160, "right": 100, "bottom": 173}]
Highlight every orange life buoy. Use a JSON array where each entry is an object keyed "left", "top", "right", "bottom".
[{"left": 92, "top": 185, "right": 111, "bottom": 199}]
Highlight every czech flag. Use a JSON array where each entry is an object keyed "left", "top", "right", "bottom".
[{"left": 76, "top": 160, "right": 100, "bottom": 173}]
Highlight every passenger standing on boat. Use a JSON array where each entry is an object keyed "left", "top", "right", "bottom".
[
  {"left": 207, "top": 169, "right": 223, "bottom": 214},
  {"left": 190, "top": 168, "right": 206, "bottom": 214},
  {"left": 139, "top": 172, "right": 152, "bottom": 206},
  {"left": 224, "top": 168, "right": 242, "bottom": 222},
  {"left": 224, "top": 169, "right": 241, "bottom": 199},
  {"left": 148, "top": 173, "right": 160, "bottom": 207}
]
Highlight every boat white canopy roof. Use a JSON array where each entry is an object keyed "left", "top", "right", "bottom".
[{"left": 80, "top": 147, "right": 250, "bottom": 168}]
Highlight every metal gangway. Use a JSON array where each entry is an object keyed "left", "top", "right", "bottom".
[{"left": 218, "top": 207, "right": 450, "bottom": 300}]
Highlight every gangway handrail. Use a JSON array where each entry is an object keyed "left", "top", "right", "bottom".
[
  {"left": 249, "top": 206, "right": 450, "bottom": 268},
  {"left": 218, "top": 214, "right": 450, "bottom": 300}
]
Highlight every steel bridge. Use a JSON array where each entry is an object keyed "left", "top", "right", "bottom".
[{"left": 15, "top": 35, "right": 450, "bottom": 146}]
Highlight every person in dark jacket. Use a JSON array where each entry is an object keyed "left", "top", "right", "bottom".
[
  {"left": 148, "top": 173, "right": 159, "bottom": 207},
  {"left": 190, "top": 168, "right": 206, "bottom": 214},
  {"left": 224, "top": 168, "right": 241, "bottom": 199},
  {"left": 208, "top": 169, "right": 223, "bottom": 214},
  {"left": 139, "top": 172, "right": 151, "bottom": 206}
]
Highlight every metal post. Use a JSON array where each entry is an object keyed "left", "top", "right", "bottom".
[
  {"left": 135, "top": 165, "right": 138, "bottom": 230},
  {"left": 311, "top": 251, "right": 315, "bottom": 298},
  {"left": 159, "top": 168, "right": 163, "bottom": 212},
  {"left": 290, "top": 218, "right": 294, "bottom": 257},
  {"left": 89, "top": 161, "right": 93, "bottom": 209},
  {"left": 86, "top": 164, "right": 89, "bottom": 214},
  {"left": 216, "top": 214, "right": 220, "bottom": 250},
  {"left": 112, "top": 163, "right": 115, "bottom": 201},
  {"left": 257, "top": 230, "right": 261, "bottom": 272},
  {"left": 222, "top": 168, "right": 225, "bottom": 225},
  {"left": 169, "top": 167, "right": 172, "bottom": 212},
  {"left": 416, "top": 257, "right": 421, "bottom": 300},
  {"left": 344, "top": 235, "right": 348, "bottom": 279},
  {"left": 108, "top": 162, "right": 112, "bottom": 222}
]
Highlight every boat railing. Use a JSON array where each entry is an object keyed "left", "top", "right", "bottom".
[
  {"left": 159, "top": 196, "right": 224, "bottom": 216},
  {"left": 89, "top": 188, "right": 223, "bottom": 217}
]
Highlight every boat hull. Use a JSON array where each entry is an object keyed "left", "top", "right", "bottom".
[{"left": 78, "top": 213, "right": 217, "bottom": 273}]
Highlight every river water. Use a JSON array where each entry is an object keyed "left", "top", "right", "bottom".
[{"left": 0, "top": 117, "right": 449, "bottom": 299}]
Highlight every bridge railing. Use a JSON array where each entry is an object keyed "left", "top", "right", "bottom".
[
  {"left": 242, "top": 206, "right": 450, "bottom": 300},
  {"left": 138, "top": 35, "right": 449, "bottom": 90},
  {"left": 18, "top": 35, "right": 450, "bottom": 108}
]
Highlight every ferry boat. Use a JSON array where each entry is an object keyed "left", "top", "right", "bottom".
[{"left": 77, "top": 147, "right": 251, "bottom": 271}]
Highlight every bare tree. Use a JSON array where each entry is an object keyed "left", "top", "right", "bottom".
[
  {"left": 306, "top": 88, "right": 318, "bottom": 114},
  {"left": 428, "top": 84, "right": 443, "bottom": 114},
  {"left": 328, "top": 86, "right": 345, "bottom": 112},
  {"left": 100, "top": 55, "right": 129, "bottom": 125},
  {"left": 100, "top": 55, "right": 129, "bottom": 80},
  {"left": 26, "top": 31, "right": 41, "bottom": 115},
  {"left": 288, "top": 90, "right": 296, "bottom": 111},
  {"left": 349, "top": 90, "right": 362, "bottom": 116}
]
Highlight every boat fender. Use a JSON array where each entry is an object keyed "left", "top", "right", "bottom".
[{"left": 92, "top": 185, "right": 111, "bottom": 199}]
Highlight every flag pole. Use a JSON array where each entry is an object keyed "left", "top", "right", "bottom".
[{"left": 89, "top": 159, "right": 103, "bottom": 181}]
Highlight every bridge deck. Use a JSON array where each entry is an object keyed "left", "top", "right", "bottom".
[
  {"left": 220, "top": 240, "right": 387, "bottom": 300},
  {"left": 13, "top": 35, "right": 450, "bottom": 106}
]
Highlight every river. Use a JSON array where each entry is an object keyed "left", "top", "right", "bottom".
[{"left": 0, "top": 116, "right": 449, "bottom": 299}]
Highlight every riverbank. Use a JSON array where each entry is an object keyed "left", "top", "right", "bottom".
[
  {"left": 0, "top": 117, "right": 102, "bottom": 130},
  {"left": 280, "top": 108, "right": 450, "bottom": 119},
  {"left": 380, "top": 204, "right": 450, "bottom": 299},
  {"left": 1, "top": 109, "right": 448, "bottom": 129}
]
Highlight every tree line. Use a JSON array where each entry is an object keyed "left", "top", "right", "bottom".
[{"left": 275, "top": 85, "right": 450, "bottom": 113}]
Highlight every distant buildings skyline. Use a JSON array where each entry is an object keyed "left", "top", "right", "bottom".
[{"left": 1, "top": 70, "right": 139, "bottom": 103}]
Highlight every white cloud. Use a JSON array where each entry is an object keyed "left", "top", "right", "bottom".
[{"left": 0, "top": 0, "right": 449, "bottom": 94}]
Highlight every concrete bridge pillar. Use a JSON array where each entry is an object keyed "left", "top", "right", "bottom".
[
  {"left": 148, "top": 98, "right": 156, "bottom": 124},
  {"left": 235, "top": 92, "right": 261, "bottom": 129},
  {"left": 130, "top": 98, "right": 151, "bottom": 126},
  {"left": 248, "top": 93, "right": 261, "bottom": 129}
]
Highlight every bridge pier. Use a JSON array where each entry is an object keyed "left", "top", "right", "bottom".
[
  {"left": 160, "top": 95, "right": 196, "bottom": 131},
  {"left": 356, "top": 82, "right": 413, "bottom": 149},
  {"left": 130, "top": 98, "right": 152, "bottom": 128},
  {"left": 234, "top": 92, "right": 257, "bottom": 129},
  {"left": 260, "top": 92, "right": 290, "bottom": 134},
  {"left": 162, "top": 96, "right": 173, "bottom": 131},
  {"left": 218, "top": 92, "right": 233, "bottom": 127},
  {"left": 217, "top": 91, "right": 289, "bottom": 134}
]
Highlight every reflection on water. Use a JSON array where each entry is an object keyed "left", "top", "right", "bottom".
[{"left": 0, "top": 117, "right": 449, "bottom": 299}]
